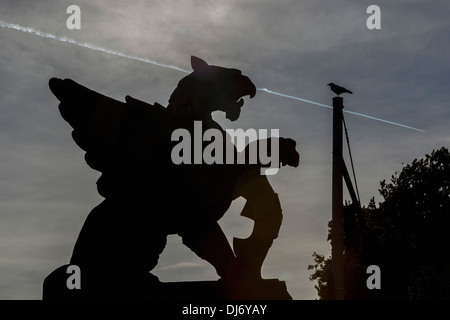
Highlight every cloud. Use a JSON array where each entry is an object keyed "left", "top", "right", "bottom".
[
  {"left": 157, "top": 261, "right": 206, "bottom": 271},
  {"left": 1, "top": 0, "right": 449, "bottom": 300}
]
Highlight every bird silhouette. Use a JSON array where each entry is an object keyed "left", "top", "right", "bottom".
[{"left": 327, "top": 83, "right": 352, "bottom": 96}]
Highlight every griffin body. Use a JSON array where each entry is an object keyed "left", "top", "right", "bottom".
[{"left": 44, "top": 56, "right": 299, "bottom": 299}]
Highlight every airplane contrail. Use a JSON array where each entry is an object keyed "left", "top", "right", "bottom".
[
  {"left": 1, "top": 19, "right": 424, "bottom": 132},
  {"left": 0, "top": 20, "right": 190, "bottom": 73},
  {"left": 257, "top": 88, "right": 425, "bottom": 132}
]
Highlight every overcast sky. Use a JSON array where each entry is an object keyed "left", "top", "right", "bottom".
[{"left": 0, "top": 0, "right": 449, "bottom": 300}]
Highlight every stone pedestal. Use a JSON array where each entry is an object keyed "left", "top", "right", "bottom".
[
  {"left": 156, "top": 279, "right": 292, "bottom": 300},
  {"left": 43, "top": 265, "right": 292, "bottom": 300}
]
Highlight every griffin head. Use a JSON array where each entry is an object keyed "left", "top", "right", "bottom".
[{"left": 168, "top": 56, "right": 256, "bottom": 122}]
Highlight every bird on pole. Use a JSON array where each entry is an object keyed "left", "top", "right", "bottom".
[{"left": 328, "top": 83, "right": 353, "bottom": 96}]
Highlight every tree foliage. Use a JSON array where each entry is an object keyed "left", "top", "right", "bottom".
[
  {"left": 309, "top": 147, "right": 450, "bottom": 299},
  {"left": 308, "top": 252, "right": 331, "bottom": 300}
]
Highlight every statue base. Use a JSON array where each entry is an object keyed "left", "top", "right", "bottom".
[
  {"left": 156, "top": 279, "right": 292, "bottom": 300},
  {"left": 43, "top": 265, "right": 292, "bottom": 300}
]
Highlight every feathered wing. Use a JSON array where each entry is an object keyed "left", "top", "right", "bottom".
[{"left": 49, "top": 78, "right": 175, "bottom": 197}]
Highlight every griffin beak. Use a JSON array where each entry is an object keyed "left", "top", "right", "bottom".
[{"left": 247, "top": 78, "right": 256, "bottom": 99}]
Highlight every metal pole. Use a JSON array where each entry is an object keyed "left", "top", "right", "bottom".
[{"left": 331, "top": 96, "right": 344, "bottom": 299}]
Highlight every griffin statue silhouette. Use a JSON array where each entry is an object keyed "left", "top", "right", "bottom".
[{"left": 43, "top": 56, "right": 300, "bottom": 299}]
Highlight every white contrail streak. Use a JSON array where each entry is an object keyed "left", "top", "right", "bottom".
[
  {"left": 0, "top": 20, "right": 190, "bottom": 73},
  {"left": 257, "top": 88, "right": 333, "bottom": 110},
  {"left": 257, "top": 88, "right": 424, "bottom": 132},
  {"left": 1, "top": 20, "right": 424, "bottom": 132}
]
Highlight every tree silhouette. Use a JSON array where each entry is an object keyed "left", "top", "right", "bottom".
[{"left": 309, "top": 147, "right": 450, "bottom": 299}]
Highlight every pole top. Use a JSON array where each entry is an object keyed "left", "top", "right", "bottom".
[{"left": 332, "top": 96, "right": 344, "bottom": 108}]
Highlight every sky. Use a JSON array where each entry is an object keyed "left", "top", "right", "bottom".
[{"left": 0, "top": 0, "right": 449, "bottom": 300}]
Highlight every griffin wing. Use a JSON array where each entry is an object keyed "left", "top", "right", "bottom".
[{"left": 49, "top": 78, "right": 175, "bottom": 197}]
